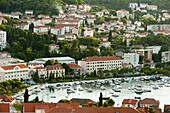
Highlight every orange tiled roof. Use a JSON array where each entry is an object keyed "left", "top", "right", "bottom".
[
  {"left": 0, "top": 103, "right": 10, "bottom": 112},
  {"left": 122, "top": 99, "right": 138, "bottom": 105},
  {"left": 0, "top": 64, "right": 27, "bottom": 70},
  {"left": 0, "top": 94, "right": 14, "bottom": 102},
  {"left": 82, "top": 56, "right": 122, "bottom": 61},
  {"left": 139, "top": 98, "right": 160, "bottom": 105},
  {"left": 68, "top": 64, "right": 81, "bottom": 68},
  {"left": 47, "top": 107, "right": 143, "bottom": 113},
  {"left": 23, "top": 103, "right": 57, "bottom": 112}
]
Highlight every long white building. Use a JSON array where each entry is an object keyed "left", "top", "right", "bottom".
[
  {"left": 0, "top": 30, "right": 7, "bottom": 50},
  {"left": 0, "top": 64, "right": 30, "bottom": 82},
  {"left": 123, "top": 53, "right": 139, "bottom": 67},
  {"left": 78, "top": 56, "right": 123, "bottom": 74}
]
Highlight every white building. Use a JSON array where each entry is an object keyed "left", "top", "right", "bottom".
[
  {"left": 162, "top": 50, "right": 170, "bottom": 63},
  {"left": 0, "top": 30, "right": 7, "bottom": 50},
  {"left": 146, "top": 46, "right": 162, "bottom": 54},
  {"left": 0, "top": 64, "right": 30, "bottom": 82},
  {"left": 116, "top": 9, "right": 129, "bottom": 18},
  {"left": 123, "top": 53, "right": 139, "bottom": 67},
  {"left": 78, "top": 56, "right": 123, "bottom": 74},
  {"left": 29, "top": 57, "right": 75, "bottom": 64},
  {"left": 129, "top": 3, "right": 138, "bottom": 9},
  {"left": 36, "top": 64, "right": 65, "bottom": 78}
]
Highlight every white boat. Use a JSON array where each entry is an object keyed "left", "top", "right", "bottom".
[
  {"left": 101, "top": 86, "right": 106, "bottom": 90},
  {"left": 112, "top": 94, "right": 119, "bottom": 97},
  {"left": 86, "top": 89, "right": 93, "bottom": 93},
  {"left": 113, "top": 88, "right": 121, "bottom": 92},
  {"left": 152, "top": 85, "right": 159, "bottom": 90},
  {"left": 78, "top": 88, "right": 84, "bottom": 91}
]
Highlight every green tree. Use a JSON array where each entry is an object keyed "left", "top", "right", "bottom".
[
  {"left": 24, "top": 88, "right": 29, "bottom": 103},
  {"left": 98, "top": 92, "right": 103, "bottom": 107}
]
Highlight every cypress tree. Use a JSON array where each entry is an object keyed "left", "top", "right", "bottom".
[
  {"left": 99, "top": 92, "right": 103, "bottom": 107},
  {"left": 24, "top": 88, "right": 29, "bottom": 103}
]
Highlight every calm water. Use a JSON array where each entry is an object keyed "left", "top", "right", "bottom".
[{"left": 15, "top": 76, "right": 170, "bottom": 110}]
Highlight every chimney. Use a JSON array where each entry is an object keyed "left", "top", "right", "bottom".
[{"left": 88, "top": 102, "right": 93, "bottom": 107}]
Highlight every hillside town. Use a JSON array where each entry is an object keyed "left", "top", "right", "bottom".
[{"left": 0, "top": 1, "right": 170, "bottom": 113}]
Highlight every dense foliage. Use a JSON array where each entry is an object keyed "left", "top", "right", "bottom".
[
  {"left": 0, "top": 79, "right": 24, "bottom": 95},
  {"left": 84, "top": 0, "right": 170, "bottom": 11},
  {"left": 0, "top": 0, "right": 65, "bottom": 15}
]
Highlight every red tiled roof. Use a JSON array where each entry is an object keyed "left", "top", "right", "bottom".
[
  {"left": 139, "top": 98, "right": 160, "bottom": 105},
  {"left": 67, "top": 64, "right": 81, "bottom": 68},
  {"left": 49, "top": 44, "right": 58, "bottom": 46},
  {"left": 0, "top": 103, "right": 10, "bottom": 112},
  {"left": 0, "top": 94, "right": 14, "bottom": 102},
  {"left": 82, "top": 56, "right": 122, "bottom": 61},
  {"left": 46, "top": 64, "right": 64, "bottom": 70},
  {"left": 47, "top": 107, "right": 142, "bottom": 113},
  {"left": 0, "top": 64, "right": 27, "bottom": 70},
  {"left": 56, "top": 103, "right": 80, "bottom": 108},
  {"left": 23, "top": 103, "right": 57, "bottom": 112},
  {"left": 122, "top": 99, "right": 138, "bottom": 105}
]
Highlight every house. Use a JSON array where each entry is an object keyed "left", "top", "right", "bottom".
[
  {"left": 147, "top": 5, "right": 158, "bottom": 11},
  {"left": 34, "top": 26, "right": 50, "bottom": 33},
  {"left": 140, "top": 3, "right": 148, "bottom": 8},
  {"left": 147, "top": 24, "right": 170, "bottom": 31},
  {"left": 0, "top": 63, "right": 30, "bottom": 82},
  {"left": 63, "top": 33, "right": 77, "bottom": 41},
  {"left": 36, "top": 64, "right": 65, "bottom": 78},
  {"left": 25, "top": 10, "right": 33, "bottom": 15},
  {"left": 84, "top": 28, "right": 94, "bottom": 37},
  {"left": 164, "top": 105, "right": 170, "bottom": 113},
  {"left": 122, "top": 99, "right": 138, "bottom": 108},
  {"left": 50, "top": 26, "right": 65, "bottom": 36},
  {"left": 49, "top": 43, "right": 60, "bottom": 54},
  {"left": 0, "top": 94, "right": 15, "bottom": 104},
  {"left": 123, "top": 53, "right": 139, "bottom": 67},
  {"left": 116, "top": 9, "right": 129, "bottom": 18},
  {"left": 0, "top": 103, "right": 10, "bottom": 113},
  {"left": 78, "top": 56, "right": 123, "bottom": 74},
  {"left": 42, "top": 17, "right": 53, "bottom": 24},
  {"left": 96, "top": 11, "right": 104, "bottom": 17},
  {"left": 129, "top": 3, "right": 138, "bottom": 9},
  {"left": 13, "top": 23, "right": 29, "bottom": 30},
  {"left": 67, "top": 64, "right": 82, "bottom": 75},
  {"left": 23, "top": 103, "right": 57, "bottom": 113},
  {"left": 47, "top": 107, "right": 145, "bottom": 113},
  {"left": 0, "top": 30, "right": 7, "bottom": 51},
  {"left": 100, "top": 41, "right": 111, "bottom": 48},
  {"left": 66, "top": 4, "right": 77, "bottom": 11},
  {"left": 70, "top": 98, "right": 96, "bottom": 105},
  {"left": 138, "top": 98, "right": 160, "bottom": 108},
  {"left": 78, "top": 4, "right": 91, "bottom": 12},
  {"left": 161, "top": 50, "right": 170, "bottom": 63}
]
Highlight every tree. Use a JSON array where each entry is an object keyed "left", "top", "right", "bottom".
[
  {"left": 24, "top": 88, "right": 29, "bottom": 103},
  {"left": 98, "top": 92, "right": 103, "bottom": 107},
  {"left": 34, "top": 96, "right": 39, "bottom": 102}
]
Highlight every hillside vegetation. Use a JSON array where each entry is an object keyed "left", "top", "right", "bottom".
[
  {"left": 0, "top": 0, "right": 65, "bottom": 15},
  {"left": 84, "top": 0, "right": 170, "bottom": 10}
]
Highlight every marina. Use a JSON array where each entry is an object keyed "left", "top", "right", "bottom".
[{"left": 13, "top": 75, "right": 170, "bottom": 109}]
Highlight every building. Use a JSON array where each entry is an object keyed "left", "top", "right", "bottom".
[
  {"left": 146, "top": 46, "right": 161, "bottom": 54},
  {"left": 0, "top": 30, "right": 7, "bottom": 50},
  {"left": 131, "top": 48, "right": 153, "bottom": 63},
  {"left": 0, "top": 103, "right": 10, "bottom": 113},
  {"left": 29, "top": 57, "right": 75, "bottom": 64},
  {"left": 25, "top": 10, "right": 33, "bottom": 15},
  {"left": 78, "top": 56, "right": 123, "bottom": 74},
  {"left": 164, "top": 105, "right": 170, "bottom": 113},
  {"left": 122, "top": 99, "right": 138, "bottom": 108},
  {"left": 116, "top": 9, "right": 129, "bottom": 18},
  {"left": 67, "top": 64, "right": 82, "bottom": 75},
  {"left": 123, "top": 53, "right": 139, "bottom": 67},
  {"left": 129, "top": 3, "right": 138, "bottom": 9},
  {"left": 138, "top": 98, "right": 160, "bottom": 108},
  {"left": 161, "top": 50, "right": 170, "bottom": 63},
  {"left": 147, "top": 24, "right": 170, "bottom": 31},
  {"left": 0, "top": 64, "right": 30, "bottom": 82}
]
